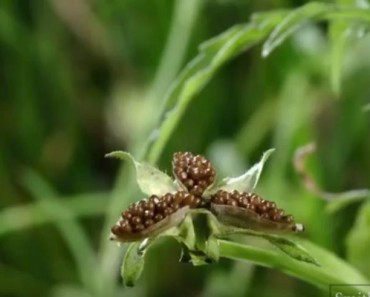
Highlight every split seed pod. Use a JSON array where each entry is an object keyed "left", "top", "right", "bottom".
[
  {"left": 110, "top": 192, "right": 203, "bottom": 242},
  {"left": 210, "top": 190, "right": 304, "bottom": 233},
  {"left": 172, "top": 152, "right": 216, "bottom": 196}
]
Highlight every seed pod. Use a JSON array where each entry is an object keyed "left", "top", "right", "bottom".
[
  {"left": 172, "top": 152, "right": 216, "bottom": 196},
  {"left": 210, "top": 190, "right": 304, "bottom": 233},
  {"left": 110, "top": 191, "right": 205, "bottom": 242}
]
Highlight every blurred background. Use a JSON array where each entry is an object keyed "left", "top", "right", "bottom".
[{"left": 1, "top": 0, "right": 370, "bottom": 297}]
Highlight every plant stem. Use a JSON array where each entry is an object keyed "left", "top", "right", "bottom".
[{"left": 218, "top": 240, "right": 369, "bottom": 295}]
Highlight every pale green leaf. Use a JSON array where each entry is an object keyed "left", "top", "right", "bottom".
[
  {"left": 105, "top": 151, "right": 178, "bottom": 196},
  {"left": 210, "top": 148, "right": 275, "bottom": 194},
  {"left": 121, "top": 242, "right": 145, "bottom": 287}
]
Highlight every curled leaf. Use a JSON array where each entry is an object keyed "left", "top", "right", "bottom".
[
  {"left": 121, "top": 242, "right": 146, "bottom": 287},
  {"left": 105, "top": 151, "right": 179, "bottom": 196},
  {"left": 209, "top": 148, "right": 275, "bottom": 194},
  {"left": 262, "top": 2, "right": 370, "bottom": 57}
]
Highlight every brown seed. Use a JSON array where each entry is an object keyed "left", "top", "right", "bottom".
[
  {"left": 191, "top": 185, "right": 203, "bottom": 196},
  {"left": 156, "top": 202, "right": 167, "bottom": 212},
  {"left": 283, "top": 215, "right": 294, "bottom": 224},
  {"left": 171, "top": 203, "right": 180, "bottom": 211},
  {"left": 191, "top": 197, "right": 201, "bottom": 208},
  {"left": 226, "top": 199, "right": 238, "bottom": 207},
  {"left": 183, "top": 179, "right": 194, "bottom": 188},
  {"left": 183, "top": 194, "right": 195, "bottom": 206},
  {"left": 256, "top": 205, "right": 268, "bottom": 214},
  {"left": 149, "top": 195, "right": 160, "bottom": 205},
  {"left": 131, "top": 216, "right": 142, "bottom": 225},
  {"left": 120, "top": 222, "right": 132, "bottom": 233},
  {"left": 154, "top": 213, "right": 164, "bottom": 222},
  {"left": 134, "top": 224, "right": 145, "bottom": 232},
  {"left": 249, "top": 195, "right": 261, "bottom": 205},
  {"left": 122, "top": 211, "right": 132, "bottom": 220},
  {"left": 144, "top": 201, "right": 155, "bottom": 211},
  {"left": 164, "top": 207, "right": 173, "bottom": 216},
  {"left": 111, "top": 225, "right": 121, "bottom": 235},
  {"left": 143, "top": 210, "right": 154, "bottom": 219},
  {"left": 131, "top": 205, "right": 144, "bottom": 216},
  {"left": 260, "top": 213, "right": 270, "bottom": 220},
  {"left": 144, "top": 219, "right": 154, "bottom": 227},
  {"left": 264, "top": 201, "right": 276, "bottom": 209},
  {"left": 238, "top": 197, "right": 248, "bottom": 208},
  {"left": 165, "top": 195, "right": 174, "bottom": 206},
  {"left": 179, "top": 171, "right": 188, "bottom": 180}
]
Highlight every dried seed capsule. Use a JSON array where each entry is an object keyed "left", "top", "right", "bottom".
[
  {"left": 210, "top": 190, "right": 304, "bottom": 234},
  {"left": 172, "top": 152, "right": 216, "bottom": 196},
  {"left": 110, "top": 194, "right": 192, "bottom": 242}
]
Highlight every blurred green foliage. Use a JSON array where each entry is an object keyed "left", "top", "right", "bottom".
[{"left": 1, "top": 0, "right": 370, "bottom": 297}]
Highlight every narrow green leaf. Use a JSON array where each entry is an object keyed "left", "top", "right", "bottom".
[
  {"left": 210, "top": 148, "right": 275, "bottom": 194},
  {"left": 263, "top": 2, "right": 370, "bottom": 57},
  {"left": 265, "top": 235, "right": 319, "bottom": 266},
  {"left": 121, "top": 242, "right": 145, "bottom": 287},
  {"left": 105, "top": 151, "right": 178, "bottom": 196},
  {"left": 329, "top": 20, "right": 349, "bottom": 94},
  {"left": 326, "top": 189, "right": 369, "bottom": 213}
]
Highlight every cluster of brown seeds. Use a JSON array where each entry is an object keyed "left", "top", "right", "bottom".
[
  {"left": 110, "top": 151, "right": 304, "bottom": 241},
  {"left": 111, "top": 192, "right": 205, "bottom": 238},
  {"left": 210, "top": 190, "right": 294, "bottom": 224},
  {"left": 172, "top": 152, "right": 216, "bottom": 196}
]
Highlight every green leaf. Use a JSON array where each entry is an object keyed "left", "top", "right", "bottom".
[
  {"left": 121, "top": 242, "right": 145, "bottom": 287},
  {"left": 346, "top": 201, "right": 370, "bottom": 279},
  {"left": 329, "top": 0, "right": 369, "bottom": 94},
  {"left": 263, "top": 2, "right": 370, "bottom": 57},
  {"left": 210, "top": 148, "right": 275, "bottom": 194},
  {"left": 105, "top": 151, "right": 178, "bottom": 196},
  {"left": 329, "top": 19, "right": 349, "bottom": 94},
  {"left": 143, "top": 11, "right": 288, "bottom": 164},
  {"left": 264, "top": 235, "right": 319, "bottom": 266}
]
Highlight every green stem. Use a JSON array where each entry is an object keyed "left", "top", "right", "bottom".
[
  {"left": 218, "top": 240, "right": 368, "bottom": 295},
  {"left": 147, "top": 0, "right": 203, "bottom": 105}
]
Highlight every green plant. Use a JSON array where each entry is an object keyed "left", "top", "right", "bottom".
[{"left": 2, "top": 1, "right": 370, "bottom": 297}]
